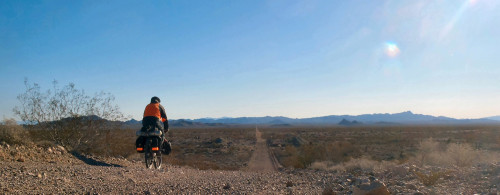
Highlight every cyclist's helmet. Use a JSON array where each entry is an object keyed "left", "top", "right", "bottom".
[{"left": 151, "top": 96, "right": 161, "bottom": 103}]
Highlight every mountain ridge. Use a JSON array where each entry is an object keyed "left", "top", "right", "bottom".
[
  {"left": 122, "top": 111, "right": 500, "bottom": 126},
  {"left": 176, "top": 111, "right": 497, "bottom": 125}
]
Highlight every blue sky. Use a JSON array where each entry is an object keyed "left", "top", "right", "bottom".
[{"left": 1, "top": 0, "right": 500, "bottom": 120}]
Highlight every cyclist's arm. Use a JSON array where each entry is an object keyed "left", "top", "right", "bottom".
[{"left": 159, "top": 104, "right": 169, "bottom": 130}]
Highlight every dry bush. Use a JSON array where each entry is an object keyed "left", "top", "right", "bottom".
[
  {"left": 324, "top": 141, "right": 359, "bottom": 163},
  {"left": 310, "top": 156, "right": 396, "bottom": 173},
  {"left": 13, "top": 79, "right": 124, "bottom": 151},
  {"left": 414, "top": 171, "right": 448, "bottom": 186},
  {"left": 309, "top": 161, "right": 331, "bottom": 170},
  {"left": 415, "top": 138, "right": 441, "bottom": 166},
  {"left": 280, "top": 145, "right": 303, "bottom": 168},
  {"left": 0, "top": 118, "right": 31, "bottom": 145},
  {"left": 413, "top": 138, "right": 495, "bottom": 167},
  {"left": 445, "top": 143, "right": 477, "bottom": 167}
]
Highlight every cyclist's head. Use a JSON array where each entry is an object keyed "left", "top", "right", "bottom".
[{"left": 151, "top": 96, "right": 161, "bottom": 103}]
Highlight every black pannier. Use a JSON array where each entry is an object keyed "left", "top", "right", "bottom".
[{"left": 161, "top": 140, "right": 172, "bottom": 155}]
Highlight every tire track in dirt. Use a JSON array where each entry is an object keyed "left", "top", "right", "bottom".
[{"left": 246, "top": 128, "right": 281, "bottom": 172}]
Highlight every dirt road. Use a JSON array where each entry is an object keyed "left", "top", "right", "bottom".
[{"left": 246, "top": 128, "right": 280, "bottom": 172}]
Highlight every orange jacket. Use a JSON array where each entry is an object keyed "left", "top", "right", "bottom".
[{"left": 143, "top": 103, "right": 167, "bottom": 122}]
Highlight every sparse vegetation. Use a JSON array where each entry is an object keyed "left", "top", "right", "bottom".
[
  {"left": 0, "top": 118, "right": 30, "bottom": 145},
  {"left": 261, "top": 125, "right": 500, "bottom": 171},
  {"left": 413, "top": 138, "right": 496, "bottom": 167},
  {"left": 2, "top": 121, "right": 500, "bottom": 193},
  {"left": 13, "top": 79, "right": 125, "bottom": 151},
  {"left": 164, "top": 127, "right": 256, "bottom": 170},
  {"left": 414, "top": 170, "right": 448, "bottom": 186}
]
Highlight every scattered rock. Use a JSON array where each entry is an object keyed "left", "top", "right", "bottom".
[
  {"left": 353, "top": 178, "right": 390, "bottom": 195},
  {"left": 406, "top": 183, "right": 417, "bottom": 190},
  {"left": 17, "top": 157, "right": 25, "bottom": 162},
  {"left": 286, "top": 181, "right": 294, "bottom": 187},
  {"left": 1, "top": 141, "right": 9, "bottom": 149},
  {"left": 223, "top": 183, "right": 231, "bottom": 190},
  {"left": 56, "top": 145, "right": 66, "bottom": 153},
  {"left": 214, "top": 138, "right": 224, "bottom": 144}
]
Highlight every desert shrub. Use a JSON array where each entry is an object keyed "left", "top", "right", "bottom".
[
  {"left": 299, "top": 144, "right": 324, "bottom": 167},
  {"left": 413, "top": 138, "right": 491, "bottom": 167},
  {"left": 414, "top": 171, "right": 447, "bottom": 186},
  {"left": 0, "top": 118, "right": 30, "bottom": 145},
  {"left": 280, "top": 145, "right": 302, "bottom": 168},
  {"left": 13, "top": 79, "right": 124, "bottom": 151},
  {"left": 415, "top": 138, "right": 440, "bottom": 166},
  {"left": 310, "top": 156, "right": 396, "bottom": 173},
  {"left": 309, "top": 161, "right": 331, "bottom": 170},
  {"left": 324, "top": 141, "right": 360, "bottom": 163},
  {"left": 445, "top": 143, "right": 477, "bottom": 167}
]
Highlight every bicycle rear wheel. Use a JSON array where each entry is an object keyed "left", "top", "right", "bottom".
[
  {"left": 144, "top": 139, "right": 153, "bottom": 169},
  {"left": 154, "top": 152, "right": 162, "bottom": 169}
]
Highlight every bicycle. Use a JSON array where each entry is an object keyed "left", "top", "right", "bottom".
[{"left": 136, "top": 127, "right": 163, "bottom": 169}]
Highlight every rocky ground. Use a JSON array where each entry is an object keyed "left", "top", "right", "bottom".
[{"left": 1, "top": 141, "right": 500, "bottom": 194}]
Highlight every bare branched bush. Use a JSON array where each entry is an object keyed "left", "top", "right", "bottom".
[{"left": 13, "top": 79, "right": 125, "bottom": 151}]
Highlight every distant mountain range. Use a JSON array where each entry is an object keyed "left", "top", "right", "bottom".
[
  {"left": 484, "top": 115, "right": 500, "bottom": 121},
  {"left": 124, "top": 111, "right": 500, "bottom": 126}
]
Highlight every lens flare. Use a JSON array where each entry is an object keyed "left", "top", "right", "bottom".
[{"left": 385, "top": 42, "right": 400, "bottom": 57}]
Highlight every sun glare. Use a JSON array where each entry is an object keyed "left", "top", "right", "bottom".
[{"left": 385, "top": 42, "right": 400, "bottom": 58}]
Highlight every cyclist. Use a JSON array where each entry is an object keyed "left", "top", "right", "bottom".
[
  {"left": 142, "top": 96, "right": 168, "bottom": 133},
  {"left": 137, "top": 96, "right": 170, "bottom": 154}
]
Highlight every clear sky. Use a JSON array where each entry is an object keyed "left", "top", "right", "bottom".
[{"left": 1, "top": 0, "right": 500, "bottom": 120}]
